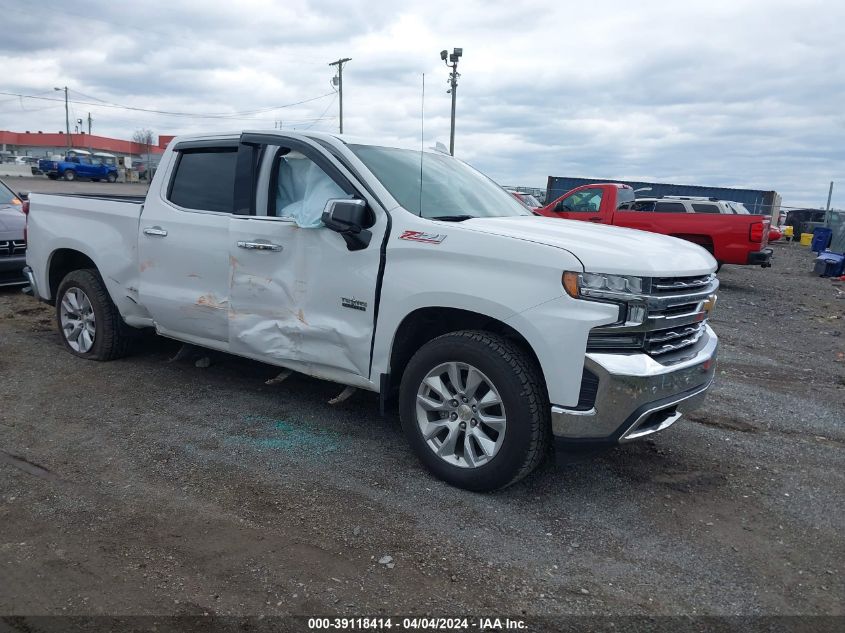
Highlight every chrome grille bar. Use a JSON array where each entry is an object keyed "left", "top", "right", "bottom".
[{"left": 588, "top": 274, "right": 717, "bottom": 358}]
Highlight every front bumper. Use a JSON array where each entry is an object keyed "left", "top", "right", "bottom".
[
  {"left": 552, "top": 325, "right": 718, "bottom": 447},
  {"left": 747, "top": 248, "right": 773, "bottom": 267},
  {"left": 0, "top": 255, "right": 27, "bottom": 287}
]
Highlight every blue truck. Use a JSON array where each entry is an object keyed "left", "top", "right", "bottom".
[{"left": 38, "top": 150, "right": 118, "bottom": 183}]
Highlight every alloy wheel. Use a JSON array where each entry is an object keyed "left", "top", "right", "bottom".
[{"left": 415, "top": 361, "right": 507, "bottom": 468}]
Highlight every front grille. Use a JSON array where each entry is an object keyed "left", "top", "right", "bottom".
[
  {"left": 0, "top": 240, "right": 26, "bottom": 257},
  {"left": 645, "top": 321, "right": 706, "bottom": 355},
  {"left": 651, "top": 274, "right": 713, "bottom": 294},
  {"left": 587, "top": 274, "right": 716, "bottom": 359}
]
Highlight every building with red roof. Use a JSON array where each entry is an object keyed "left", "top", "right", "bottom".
[{"left": 0, "top": 130, "right": 169, "bottom": 162}]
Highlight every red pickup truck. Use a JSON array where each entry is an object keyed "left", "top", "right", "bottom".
[{"left": 537, "top": 183, "right": 772, "bottom": 269}]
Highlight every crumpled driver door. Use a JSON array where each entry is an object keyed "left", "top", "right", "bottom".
[{"left": 227, "top": 134, "right": 387, "bottom": 388}]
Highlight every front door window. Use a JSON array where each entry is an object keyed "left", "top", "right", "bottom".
[{"left": 558, "top": 188, "right": 603, "bottom": 213}]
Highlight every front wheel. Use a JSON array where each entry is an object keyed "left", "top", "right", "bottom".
[
  {"left": 63, "top": 169, "right": 76, "bottom": 181},
  {"left": 56, "top": 269, "right": 132, "bottom": 361},
  {"left": 106, "top": 172, "right": 117, "bottom": 183},
  {"left": 399, "top": 331, "right": 549, "bottom": 491}
]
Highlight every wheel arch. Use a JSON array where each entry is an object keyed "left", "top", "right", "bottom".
[
  {"left": 47, "top": 248, "right": 99, "bottom": 304},
  {"left": 386, "top": 306, "right": 548, "bottom": 403}
]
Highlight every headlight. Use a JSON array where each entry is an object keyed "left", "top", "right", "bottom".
[
  {"left": 563, "top": 271, "right": 648, "bottom": 326},
  {"left": 562, "top": 271, "right": 646, "bottom": 299}
]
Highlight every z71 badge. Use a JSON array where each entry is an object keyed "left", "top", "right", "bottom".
[
  {"left": 398, "top": 230, "right": 447, "bottom": 244},
  {"left": 341, "top": 297, "right": 368, "bottom": 311}
]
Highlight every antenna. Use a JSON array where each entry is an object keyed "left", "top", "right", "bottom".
[{"left": 419, "top": 73, "right": 425, "bottom": 217}]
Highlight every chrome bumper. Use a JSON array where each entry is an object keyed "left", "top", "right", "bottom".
[{"left": 552, "top": 325, "right": 718, "bottom": 443}]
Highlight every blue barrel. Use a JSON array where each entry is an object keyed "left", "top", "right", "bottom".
[{"left": 811, "top": 227, "right": 832, "bottom": 253}]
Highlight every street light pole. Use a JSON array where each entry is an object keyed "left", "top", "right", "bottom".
[
  {"left": 440, "top": 48, "right": 463, "bottom": 155},
  {"left": 54, "top": 86, "right": 70, "bottom": 149},
  {"left": 329, "top": 57, "right": 351, "bottom": 134}
]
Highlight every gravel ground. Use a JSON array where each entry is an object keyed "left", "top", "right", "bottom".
[{"left": 0, "top": 236, "right": 842, "bottom": 620}]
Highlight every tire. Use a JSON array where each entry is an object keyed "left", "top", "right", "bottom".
[
  {"left": 92, "top": 178, "right": 100, "bottom": 182},
  {"left": 106, "top": 172, "right": 117, "bottom": 183},
  {"left": 56, "top": 269, "right": 132, "bottom": 361},
  {"left": 47, "top": 173, "right": 57, "bottom": 180},
  {"left": 399, "top": 330, "right": 549, "bottom": 492},
  {"left": 63, "top": 169, "right": 76, "bottom": 182},
  {"left": 716, "top": 262, "right": 723, "bottom": 273}
]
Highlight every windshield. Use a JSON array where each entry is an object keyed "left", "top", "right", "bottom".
[
  {"left": 349, "top": 145, "right": 530, "bottom": 219},
  {"left": 0, "top": 180, "right": 19, "bottom": 205}
]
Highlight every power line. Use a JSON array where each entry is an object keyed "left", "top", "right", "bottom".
[
  {"left": 0, "top": 90, "right": 336, "bottom": 120},
  {"left": 300, "top": 94, "right": 338, "bottom": 130}
]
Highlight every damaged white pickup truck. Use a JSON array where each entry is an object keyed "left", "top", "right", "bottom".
[{"left": 24, "top": 131, "right": 719, "bottom": 491}]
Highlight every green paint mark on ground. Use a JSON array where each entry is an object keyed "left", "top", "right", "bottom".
[{"left": 228, "top": 415, "right": 339, "bottom": 454}]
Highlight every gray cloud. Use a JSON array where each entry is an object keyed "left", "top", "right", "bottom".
[{"left": 1, "top": 0, "right": 843, "bottom": 208}]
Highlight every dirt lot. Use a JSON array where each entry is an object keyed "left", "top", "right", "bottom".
[{"left": 0, "top": 225, "right": 843, "bottom": 621}]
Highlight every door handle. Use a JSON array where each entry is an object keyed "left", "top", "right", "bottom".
[
  {"left": 588, "top": 217, "right": 602, "bottom": 223},
  {"left": 237, "top": 240, "right": 283, "bottom": 252},
  {"left": 143, "top": 226, "right": 168, "bottom": 237}
]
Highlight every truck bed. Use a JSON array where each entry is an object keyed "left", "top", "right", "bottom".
[
  {"left": 34, "top": 192, "right": 148, "bottom": 205},
  {"left": 26, "top": 193, "right": 145, "bottom": 309}
]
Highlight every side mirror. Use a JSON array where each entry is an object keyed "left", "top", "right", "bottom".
[
  {"left": 17, "top": 191, "right": 29, "bottom": 200},
  {"left": 321, "top": 198, "right": 372, "bottom": 251}
]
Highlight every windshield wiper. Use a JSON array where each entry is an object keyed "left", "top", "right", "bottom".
[{"left": 429, "top": 215, "right": 475, "bottom": 222}]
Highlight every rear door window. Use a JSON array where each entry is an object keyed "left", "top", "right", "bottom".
[
  {"left": 168, "top": 148, "right": 238, "bottom": 213},
  {"left": 654, "top": 201, "right": 688, "bottom": 213}
]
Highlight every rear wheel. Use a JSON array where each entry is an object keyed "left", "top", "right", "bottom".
[
  {"left": 56, "top": 269, "right": 132, "bottom": 361},
  {"left": 47, "top": 173, "right": 57, "bottom": 180},
  {"left": 63, "top": 169, "right": 76, "bottom": 182},
  {"left": 399, "top": 330, "right": 549, "bottom": 491}
]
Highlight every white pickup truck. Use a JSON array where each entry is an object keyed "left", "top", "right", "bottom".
[{"left": 24, "top": 131, "right": 719, "bottom": 491}]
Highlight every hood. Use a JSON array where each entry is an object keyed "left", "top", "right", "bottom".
[
  {"left": 0, "top": 205, "right": 26, "bottom": 235},
  {"left": 456, "top": 216, "right": 717, "bottom": 276}
]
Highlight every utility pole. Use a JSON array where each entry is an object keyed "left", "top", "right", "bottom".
[
  {"left": 329, "top": 57, "right": 351, "bottom": 134},
  {"left": 87, "top": 112, "right": 92, "bottom": 135},
  {"left": 825, "top": 181, "right": 834, "bottom": 224},
  {"left": 54, "top": 86, "right": 70, "bottom": 149},
  {"left": 440, "top": 48, "right": 463, "bottom": 155},
  {"left": 87, "top": 112, "right": 93, "bottom": 153}
]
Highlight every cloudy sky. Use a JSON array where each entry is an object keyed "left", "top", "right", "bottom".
[{"left": 1, "top": 0, "right": 843, "bottom": 208}]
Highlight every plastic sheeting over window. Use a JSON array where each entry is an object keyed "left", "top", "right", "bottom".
[{"left": 275, "top": 152, "right": 348, "bottom": 228}]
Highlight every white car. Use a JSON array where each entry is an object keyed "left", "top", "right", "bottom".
[
  {"left": 627, "top": 196, "right": 753, "bottom": 215},
  {"left": 24, "top": 131, "right": 719, "bottom": 491}
]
